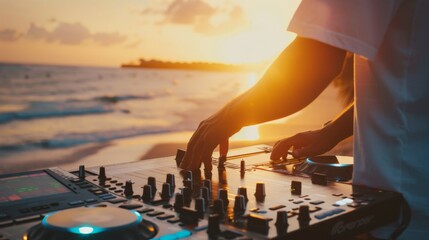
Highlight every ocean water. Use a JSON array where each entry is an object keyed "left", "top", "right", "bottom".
[{"left": 0, "top": 63, "right": 254, "bottom": 173}]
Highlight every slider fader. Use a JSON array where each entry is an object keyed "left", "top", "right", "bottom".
[{"left": 0, "top": 145, "right": 406, "bottom": 240}]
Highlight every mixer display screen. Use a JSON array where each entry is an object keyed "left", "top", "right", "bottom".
[{"left": 0, "top": 171, "right": 70, "bottom": 203}]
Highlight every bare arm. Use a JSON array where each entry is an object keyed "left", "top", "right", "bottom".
[
  {"left": 271, "top": 102, "right": 354, "bottom": 160},
  {"left": 180, "top": 37, "right": 347, "bottom": 170}
]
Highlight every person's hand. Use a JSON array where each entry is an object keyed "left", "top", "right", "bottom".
[
  {"left": 180, "top": 111, "right": 240, "bottom": 171},
  {"left": 270, "top": 128, "right": 339, "bottom": 160}
]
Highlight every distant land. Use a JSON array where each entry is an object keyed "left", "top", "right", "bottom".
[{"left": 121, "top": 59, "right": 263, "bottom": 72}]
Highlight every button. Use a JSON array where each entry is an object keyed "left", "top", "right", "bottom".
[
  {"left": 0, "top": 214, "right": 8, "bottom": 219},
  {"left": 101, "top": 195, "right": 116, "bottom": 200},
  {"left": 119, "top": 203, "right": 143, "bottom": 210},
  {"left": 347, "top": 202, "right": 361, "bottom": 208},
  {"left": 137, "top": 208, "right": 154, "bottom": 214},
  {"left": 293, "top": 200, "right": 303, "bottom": 204},
  {"left": 156, "top": 214, "right": 175, "bottom": 220},
  {"left": 314, "top": 213, "right": 328, "bottom": 220},
  {"left": 250, "top": 208, "right": 259, "bottom": 212},
  {"left": 309, "top": 200, "right": 325, "bottom": 205},
  {"left": 147, "top": 211, "right": 164, "bottom": 217},
  {"left": 116, "top": 182, "right": 124, "bottom": 186},
  {"left": 0, "top": 220, "right": 13, "bottom": 227},
  {"left": 166, "top": 217, "right": 181, "bottom": 224},
  {"left": 107, "top": 198, "right": 127, "bottom": 204},
  {"left": 79, "top": 183, "right": 93, "bottom": 189},
  {"left": 91, "top": 190, "right": 105, "bottom": 195},
  {"left": 68, "top": 200, "right": 84, "bottom": 206},
  {"left": 85, "top": 198, "right": 97, "bottom": 203},
  {"left": 108, "top": 187, "right": 116, "bottom": 190},
  {"left": 332, "top": 193, "right": 343, "bottom": 197},
  {"left": 110, "top": 180, "right": 118, "bottom": 183},
  {"left": 269, "top": 205, "right": 286, "bottom": 211},
  {"left": 31, "top": 205, "right": 49, "bottom": 211},
  {"left": 331, "top": 208, "right": 345, "bottom": 214},
  {"left": 15, "top": 215, "right": 42, "bottom": 223}
]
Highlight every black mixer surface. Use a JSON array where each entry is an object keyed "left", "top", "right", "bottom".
[{"left": 0, "top": 145, "right": 405, "bottom": 240}]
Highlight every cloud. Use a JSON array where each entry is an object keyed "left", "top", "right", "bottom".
[
  {"left": 164, "top": 0, "right": 216, "bottom": 25},
  {"left": 25, "top": 22, "right": 127, "bottom": 46},
  {"left": 93, "top": 32, "right": 127, "bottom": 46},
  {"left": 27, "top": 23, "right": 51, "bottom": 39},
  {"left": 143, "top": 0, "right": 249, "bottom": 35},
  {"left": 0, "top": 29, "right": 21, "bottom": 41},
  {"left": 50, "top": 22, "right": 91, "bottom": 44}
]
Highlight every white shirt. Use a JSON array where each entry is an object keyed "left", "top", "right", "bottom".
[{"left": 288, "top": 0, "right": 429, "bottom": 239}]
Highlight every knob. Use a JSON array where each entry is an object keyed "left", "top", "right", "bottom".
[
  {"left": 182, "top": 170, "right": 193, "bottom": 182},
  {"left": 240, "top": 160, "right": 245, "bottom": 177},
  {"left": 291, "top": 180, "right": 302, "bottom": 195},
  {"left": 181, "top": 187, "right": 192, "bottom": 206},
  {"left": 195, "top": 197, "right": 206, "bottom": 219},
  {"left": 237, "top": 187, "right": 248, "bottom": 202},
  {"left": 203, "top": 179, "right": 212, "bottom": 194},
  {"left": 175, "top": 149, "right": 186, "bottom": 167},
  {"left": 207, "top": 214, "right": 221, "bottom": 237},
  {"left": 233, "top": 195, "right": 246, "bottom": 215},
  {"left": 218, "top": 189, "right": 229, "bottom": 207},
  {"left": 275, "top": 210, "right": 289, "bottom": 227},
  {"left": 298, "top": 205, "right": 311, "bottom": 227},
  {"left": 200, "top": 187, "right": 210, "bottom": 203},
  {"left": 142, "top": 184, "right": 153, "bottom": 203},
  {"left": 160, "top": 182, "right": 172, "bottom": 201},
  {"left": 147, "top": 177, "right": 157, "bottom": 196},
  {"left": 247, "top": 214, "right": 271, "bottom": 234},
  {"left": 78, "top": 165, "right": 85, "bottom": 179},
  {"left": 183, "top": 179, "right": 193, "bottom": 191},
  {"left": 166, "top": 173, "right": 175, "bottom": 191},
  {"left": 98, "top": 166, "right": 106, "bottom": 181},
  {"left": 124, "top": 180, "right": 134, "bottom": 198},
  {"left": 213, "top": 199, "right": 225, "bottom": 217},
  {"left": 174, "top": 193, "right": 184, "bottom": 213},
  {"left": 179, "top": 207, "right": 199, "bottom": 225},
  {"left": 254, "top": 182, "right": 266, "bottom": 202}
]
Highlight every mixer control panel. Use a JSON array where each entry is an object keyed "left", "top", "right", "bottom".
[{"left": 0, "top": 145, "right": 404, "bottom": 240}]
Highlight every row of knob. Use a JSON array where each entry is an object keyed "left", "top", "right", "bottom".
[{"left": 85, "top": 166, "right": 311, "bottom": 236}]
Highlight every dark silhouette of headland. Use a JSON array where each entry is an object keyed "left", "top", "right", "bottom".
[{"left": 121, "top": 59, "right": 261, "bottom": 72}]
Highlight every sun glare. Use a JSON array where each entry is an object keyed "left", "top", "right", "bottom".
[{"left": 231, "top": 73, "right": 262, "bottom": 141}]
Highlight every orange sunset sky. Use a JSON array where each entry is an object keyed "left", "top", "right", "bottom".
[{"left": 0, "top": 0, "right": 300, "bottom": 67}]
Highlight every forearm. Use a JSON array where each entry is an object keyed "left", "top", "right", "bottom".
[
  {"left": 214, "top": 37, "right": 347, "bottom": 130},
  {"left": 322, "top": 102, "right": 354, "bottom": 143}
]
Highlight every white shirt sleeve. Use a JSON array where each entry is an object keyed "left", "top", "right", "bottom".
[{"left": 288, "top": 0, "right": 402, "bottom": 60}]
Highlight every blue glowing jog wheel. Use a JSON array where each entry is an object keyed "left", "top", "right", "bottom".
[{"left": 25, "top": 207, "right": 158, "bottom": 240}]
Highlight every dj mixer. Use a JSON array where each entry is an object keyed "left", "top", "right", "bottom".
[{"left": 0, "top": 145, "right": 405, "bottom": 240}]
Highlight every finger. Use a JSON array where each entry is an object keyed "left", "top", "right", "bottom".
[
  {"left": 271, "top": 138, "right": 295, "bottom": 160},
  {"left": 293, "top": 145, "right": 318, "bottom": 158},
  {"left": 201, "top": 137, "right": 217, "bottom": 173},
  {"left": 219, "top": 138, "right": 229, "bottom": 157},
  {"left": 180, "top": 132, "right": 203, "bottom": 169}
]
